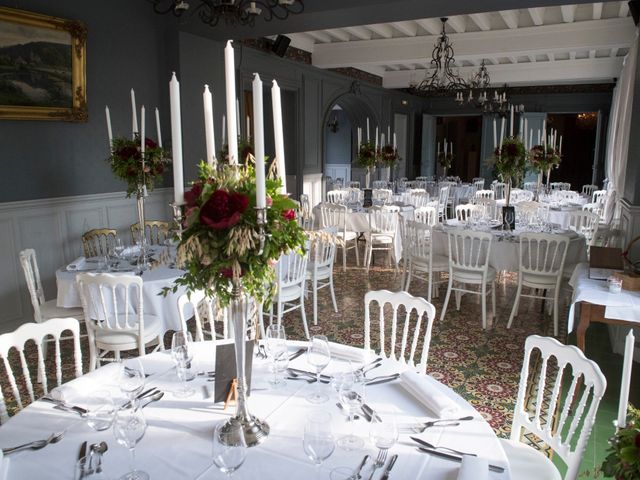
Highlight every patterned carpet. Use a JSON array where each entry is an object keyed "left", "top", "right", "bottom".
[{"left": 1, "top": 249, "right": 567, "bottom": 443}]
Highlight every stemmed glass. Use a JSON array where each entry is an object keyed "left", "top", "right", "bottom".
[
  {"left": 306, "top": 335, "right": 331, "bottom": 404},
  {"left": 212, "top": 422, "right": 247, "bottom": 477},
  {"left": 113, "top": 406, "right": 148, "bottom": 480},
  {"left": 337, "top": 371, "right": 365, "bottom": 450},
  {"left": 119, "top": 358, "right": 145, "bottom": 407},
  {"left": 171, "top": 331, "right": 195, "bottom": 398},
  {"left": 85, "top": 390, "right": 116, "bottom": 432},
  {"left": 369, "top": 412, "right": 398, "bottom": 453},
  {"left": 265, "top": 324, "right": 288, "bottom": 388},
  {"left": 303, "top": 411, "right": 335, "bottom": 471}
]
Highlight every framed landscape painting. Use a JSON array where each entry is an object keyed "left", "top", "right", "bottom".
[{"left": 0, "top": 7, "right": 87, "bottom": 121}]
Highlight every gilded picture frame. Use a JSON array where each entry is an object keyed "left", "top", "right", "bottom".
[{"left": 0, "top": 6, "right": 87, "bottom": 122}]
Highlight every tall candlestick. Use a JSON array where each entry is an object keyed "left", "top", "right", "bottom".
[
  {"left": 131, "top": 88, "right": 138, "bottom": 137},
  {"left": 366, "top": 117, "right": 370, "bottom": 142},
  {"left": 393, "top": 133, "right": 397, "bottom": 149},
  {"left": 155, "top": 107, "right": 162, "bottom": 148},
  {"left": 509, "top": 105, "right": 514, "bottom": 137},
  {"left": 381, "top": 133, "right": 385, "bottom": 147},
  {"left": 529, "top": 130, "right": 533, "bottom": 149},
  {"left": 225, "top": 41, "right": 239, "bottom": 165},
  {"left": 537, "top": 129, "right": 541, "bottom": 145},
  {"left": 387, "top": 125, "right": 391, "bottom": 140},
  {"left": 499, "top": 118, "right": 505, "bottom": 147},
  {"left": 357, "top": 127, "right": 362, "bottom": 151},
  {"left": 493, "top": 118, "right": 497, "bottom": 149},
  {"left": 375, "top": 126, "right": 379, "bottom": 150},
  {"left": 222, "top": 114, "right": 226, "bottom": 146},
  {"left": 140, "top": 105, "right": 145, "bottom": 155},
  {"left": 444, "top": 139, "right": 448, "bottom": 156},
  {"left": 272, "top": 80, "right": 287, "bottom": 194},
  {"left": 449, "top": 141, "right": 453, "bottom": 157},
  {"left": 236, "top": 98, "right": 241, "bottom": 136},
  {"left": 519, "top": 117, "right": 523, "bottom": 139},
  {"left": 253, "top": 73, "right": 266, "bottom": 209},
  {"left": 523, "top": 119, "right": 528, "bottom": 149},
  {"left": 203, "top": 85, "right": 216, "bottom": 166},
  {"left": 246, "top": 115, "right": 251, "bottom": 139},
  {"left": 437, "top": 142, "right": 441, "bottom": 155},
  {"left": 169, "top": 72, "right": 184, "bottom": 205},
  {"left": 105, "top": 106, "right": 113, "bottom": 150},
  {"left": 558, "top": 135, "right": 563, "bottom": 155},
  {"left": 617, "top": 330, "right": 635, "bottom": 429}
]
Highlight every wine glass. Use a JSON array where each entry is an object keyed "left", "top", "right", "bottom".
[
  {"left": 303, "top": 411, "right": 335, "bottom": 468},
  {"left": 369, "top": 412, "right": 398, "bottom": 452},
  {"left": 504, "top": 209, "right": 515, "bottom": 231},
  {"left": 171, "top": 331, "right": 195, "bottom": 398},
  {"left": 119, "top": 358, "right": 145, "bottom": 406},
  {"left": 265, "top": 324, "right": 288, "bottom": 388},
  {"left": 212, "top": 422, "right": 247, "bottom": 477},
  {"left": 337, "top": 371, "right": 365, "bottom": 450},
  {"left": 114, "top": 238, "right": 125, "bottom": 260},
  {"left": 85, "top": 390, "right": 116, "bottom": 432},
  {"left": 306, "top": 335, "right": 331, "bottom": 404},
  {"left": 113, "top": 406, "right": 148, "bottom": 480}
]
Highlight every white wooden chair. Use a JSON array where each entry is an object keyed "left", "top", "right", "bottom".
[
  {"left": 263, "top": 250, "right": 310, "bottom": 339},
  {"left": 501, "top": 335, "right": 606, "bottom": 480},
  {"left": 474, "top": 189, "right": 494, "bottom": 202},
  {"left": 414, "top": 205, "right": 438, "bottom": 226},
  {"left": 20, "top": 249, "right": 84, "bottom": 325},
  {"left": 409, "top": 191, "right": 430, "bottom": 208},
  {"left": 454, "top": 204, "right": 481, "bottom": 223},
  {"left": 364, "top": 207, "right": 399, "bottom": 271},
  {"left": 473, "top": 179, "right": 485, "bottom": 190},
  {"left": 524, "top": 182, "right": 538, "bottom": 192},
  {"left": 372, "top": 180, "right": 388, "bottom": 189},
  {"left": 436, "top": 185, "right": 450, "bottom": 222},
  {"left": 346, "top": 188, "right": 363, "bottom": 206},
  {"left": 348, "top": 181, "right": 360, "bottom": 189},
  {"left": 363, "top": 290, "right": 436, "bottom": 375},
  {"left": 130, "top": 221, "right": 170, "bottom": 246},
  {"left": 372, "top": 189, "right": 393, "bottom": 206},
  {"left": 403, "top": 220, "right": 448, "bottom": 302},
  {"left": 81, "top": 228, "right": 117, "bottom": 257},
  {"left": 318, "top": 202, "right": 359, "bottom": 271},
  {"left": 326, "top": 190, "right": 348, "bottom": 204},
  {"left": 592, "top": 189, "right": 607, "bottom": 205},
  {"left": 77, "top": 273, "right": 164, "bottom": 371},
  {"left": 510, "top": 189, "right": 534, "bottom": 204},
  {"left": 581, "top": 184, "right": 598, "bottom": 197},
  {"left": 0, "top": 317, "right": 82, "bottom": 423},
  {"left": 550, "top": 182, "right": 564, "bottom": 191},
  {"left": 507, "top": 233, "right": 569, "bottom": 336},
  {"left": 305, "top": 233, "right": 338, "bottom": 326},
  {"left": 440, "top": 229, "right": 496, "bottom": 329},
  {"left": 567, "top": 210, "right": 599, "bottom": 252},
  {"left": 177, "top": 290, "right": 228, "bottom": 342},
  {"left": 492, "top": 182, "right": 506, "bottom": 201},
  {"left": 298, "top": 193, "right": 314, "bottom": 230}
]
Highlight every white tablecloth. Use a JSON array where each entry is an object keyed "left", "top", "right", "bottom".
[
  {"left": 432, "top": 221, "right": 588, "bottom": 273},
  {"left": 568, "top": 263, "right": 640, "bottom": 332},
  {"left": 0, "top": 341, "right": 510, "bottom": 479}
]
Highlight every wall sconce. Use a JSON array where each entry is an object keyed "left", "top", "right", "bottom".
[{"left": 327, "top": 115, "right": 339, "bottom": 133}]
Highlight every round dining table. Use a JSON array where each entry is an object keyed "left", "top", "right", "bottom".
[{"left": 0, "top": 340, "right": 511, "bottom": 479}]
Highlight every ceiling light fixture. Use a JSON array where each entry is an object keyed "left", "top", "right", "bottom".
[{"left": 148, "top": 0, "right": 304, "bottom": 28}]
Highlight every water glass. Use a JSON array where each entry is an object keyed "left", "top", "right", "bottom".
[
  {"left": 212, "top": 422, "right": 247, "bottom": 477},
  {"left": 337, "top": 371, "right": 365, "bottom": 450},
  {"left": 265, "top": 324, "right": 288, "bottom": 388},
  {"left": 85, "top": 390, "right": 116, "bottom": 432},
  {"left": 119, "top": 359, "right": 145, "bottom": 405},
  {"left": 306, "top": 335, "right": 331, "bottom": 404},
  {"left": 369, "top": 413, "right": 398, "bottom": 450},
  {"left": 113, "top": 406, "right": 148, "bottom": 480},
  {"left": 171, "top": 331, "right": 195, "bottom": 398},
  {"left": 303, "top": 411, "right": 335, "bottom": 466}
]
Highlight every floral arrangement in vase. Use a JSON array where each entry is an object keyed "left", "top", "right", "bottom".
[
  {"left": 108, "top": 135, "right": 170, "bottom": 197},
  {"left": 164, "top": 160, "right": 306, "bottom": 307},
  {"left": 357, "top": 142, "right": 379, "bottom": 169},
  {"left": 490, "top": 136, "right": 527, "bottom": 185},
  {"left": 601, "top": 404, "right": 640, "bottom": 480},
  {"left": 219, "top": 137, "right": 255, "bottom": 165},
  {"left": 528, "top": 144, "right": 561, "bottom": 173},
  {"left": 378, "top": 144, "right": 400, "bottom": 167},
  {"left": 438, "top": 152, "right": 454, "bottom": 170}
]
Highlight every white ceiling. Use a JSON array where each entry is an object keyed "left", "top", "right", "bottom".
[{"left": 281, "top": 2, "right": 635, "bottom": 88}]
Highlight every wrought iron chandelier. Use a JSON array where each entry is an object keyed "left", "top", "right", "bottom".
[
  {"left": 410, "top": 18, "right": 468, "bottom": 95},
  {"left": 148, "top": 0, "right": 304, "bottom": 27}
]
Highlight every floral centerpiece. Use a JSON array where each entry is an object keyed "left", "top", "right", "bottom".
[
  {"left": 602, "top": 405, "right": 640, "bottom": 480},
  {"left": 165, "top": 160, "right": 306, "bottom": 308},
  {"left": 528, "top": 144, "right": 561, "bottom": 173},
  {"left": 438, "top": 152, "right": 454, "bottom": 170},
  {"left": 378, "top": 144, "right": 400, "bottom": 167},
  {"left": 108, "top": 135, "right": 170, "bottom": 197},
  {"left": 219, "top": 137, "right": 255, "bottom": 165},
  {"left": 357, "top": 141, "right": 378, "bottom": 188}
]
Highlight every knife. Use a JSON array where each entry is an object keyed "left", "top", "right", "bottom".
[
  {"left": 78, "top": 441, "right": 88, "bottom": 479},
  {"left": 288, "top": 347, "right": 307, "bottom": 361},
  {"left": 364, "top": 373, "right": 400, "bottom": 386},
  {"left": 380, "top": 454, "right": 398, "bottom": 480},
  {"left": 288, "top": 368, "right": 331, "bottom": 381},
  {"left": 41, "top": 397, "right": 89, "bottom": 415},
  {"left": 361, "top": 403, "right": 382, "bottom": 422},
  {"left": 415, "top": 446, "right": 505, "bottom": 473}
]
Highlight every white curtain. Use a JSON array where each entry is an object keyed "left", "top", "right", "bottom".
[{"left": 605, "top": 27, "right": 639, "bottom": 199}]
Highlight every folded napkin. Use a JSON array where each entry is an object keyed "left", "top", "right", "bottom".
[
  {"left": 457, "top": 455, "right": 488, "bottom": 480},
  {"left": 328, "top": 342, "right": 371, "bottom": 363},
  {"left": 121, "top": 245, "right": 141, "bottom": 258},
  {"left": 66, "top": 256, "right": 87, "bottom": 271},
  {"left": 399, "top": 370, "right": 461, "bottom": 417},
  {"left": 49, "top": 363, "right": 122, "bottom": 405}
]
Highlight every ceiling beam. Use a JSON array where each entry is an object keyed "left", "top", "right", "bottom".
[
  {"left": 528, "top": 7, "right": 545, "bottom": 26},
  {"left": 285, "top": 33, "right": 316, "bottom": 52},
  {"left": 382, "top": 56, "right": 623, "bottom": 88},
  {"left": 446, "top": 15, "right": 466, "bottom": 33},
  {"left": 469, "top": 13, "right": 491, "bottom": 31},
  {"left": 313, "top": 18, "right": 635, "bottom": 68},
  {"left": 325, "top": 28, "right": 351, "bottom": 42},
  {"left": 593, "top": 2, "right": 603, "bottom": 20},
  {"left": 306, "top": 30, "right": 332, "bottom": 43},
  {"left": 498, "top": 10, "right": 519, "bottom": 29},
  {"left": 343, "top": 26, "right": 372, "bottom": 40},
  {"left": 620, "top": 1, "right": 630, "bottom": 17},
  {"left": 560, "top": 5, "right": 577, "bottom": 23},
  {"left": 391, "top": 21, "right": 418, "bottom": 36},
  {"left": 367, "top": 23, "right": 394, "bottom": 39},
  {"left": 415, "top": 18, "right": 442, "bottom": 34}
]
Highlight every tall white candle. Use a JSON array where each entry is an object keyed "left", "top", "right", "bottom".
[
  {"left": 381, "top": 133, "right": 385, "bottom": 147},
  {"left": 140, "top": 105, "right": 145, "bottom": 155},
  {"left": 169, "top": 72, "right": 184, "bottom": 205},
  {"left": 444, "top": 139, "right": 448, "bottom": 156},
  {"left": 375, "top": 126, "right": 379, "bottom": 150},
  {"left": 499, "top": 118, "right": 505, "bottom": 146},
  {"left": 617, "top": 330, "right": 635, "bottom": 429},
  {"left": 225, "top": 41, "right": 239, "bottom": 165},
  {"left": 537, "top": 129, "right": 541, "bottom": 145},
  {"left": 246, "top": 115, "right": 251, "bottom": 139},
  {"left": 366, "top": 118, "right": 370, "bottom": 142},
  {"left": 558, "top": 135, "right": 563, "bottom": 155},
  {"left": 523, "top": 119, "right": 528, "bottom": 149},
  {"left": 493, "top": 118, "right": 497, "bottom": 149},
  {"left": 105, "top": 106, "right": 113, "bottom": 150},
  {"left": 387, "top": 125, "right": 391, "bottom": 140},
  {"left": 155, "top": 107, "right": 162, "bottom": 148},
  {"left": 449, "top": 141, "right": 453, "bottom": 157},
  {"left": 203, "top": 85, "right": 216, "bottom": 167},
  {"left": 437, "top": 142, "right": 441, "bottom": 155},
  {"left": 509, "top": 105, "right": 514, "bottom": 137},
  {"left": 519, "top": 117, "right": 523, "bottom": 139},
  {"left": 252, "top": 73, "right": 266, "bottom": 209},
  {"left": 357, "top": 127, "right": 362, "bottom": 151},
  {"left": 272, "top": 80, "right": 287, "bottom": 194},
  {"left": 131, "top": 89, "right": 138, "bottom": 137},
  {"left": 393, "top": 133, "right": 397, "bottom": 149},
  {"left": 236, "top": 98, "right": 241, "bottom": 136},
  {"left": 529, "top": 130, "right": 534, "bottom": 149},
  {"left": 222, "top": 114, "right": 226, "bottom": 146}
]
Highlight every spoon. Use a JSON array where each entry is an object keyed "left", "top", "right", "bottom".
[{"left": 141, "top": 391, "right": 164, "bottom": 408}]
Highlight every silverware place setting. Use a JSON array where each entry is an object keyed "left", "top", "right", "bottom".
[
  {"left": 363, "top": 373, "right": 400, "bottom": 386},
  {"left": 398, "top": 415, "right": 474, "bottom": 433},
  {"left": 2, "top": 431, "right": 65, "bottom": 454}
]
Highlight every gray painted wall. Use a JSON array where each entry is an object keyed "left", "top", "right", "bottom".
[{"left": 324, "top": 110, "right": 352, "bottom": 165}]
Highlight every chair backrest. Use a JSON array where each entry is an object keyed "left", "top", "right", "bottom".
[
  {"left": 582, "top": 202, "right": 603, "bottom": 217},
  {"left": 82, "top": 228, "right": 117, "bottom": 257},
  {"left": 308, "top": 232, "right": 337, "bottom": 275},
  {"left": 511, "top": 335, "right": 606, "bottom": 480},
  {"left": 177, "top": 289, "right": 226, "bottom": 341},
  {"left": 372, "top": 180, "right": 387, "bottom": 189},
  {"left": 348, "top": 181, "right": 360, "bottom": 189},
  {"left": 410, "top": 191, "right": 430, "bottom": 208},
  {"left": 602, "top": 190, "right": 617, "bottom": 225},
  {"left": 299, "top": 193, "right": 311, "bottom": 215},
  {"left": 581, "top": 184, "right": 598, "bottom": 196},
  {"left": 437, "top": 185, "right": 450, "bottom": 206},
  {"left": 77, "top": 273, "right": 147, "bottom": 354},
  {"left": 447, "top": 229, "right": 492, "bottom": 273},
  {"left": 524, "top": 182, "right": 538, "bottom": 192},
  {"left": 568, "top": 210, "right": 599, "bottom": 245},
  {"left": 130, "top": 221, "right": 170, "bottom": 246},
  {"left": 372, "top": 189, "right": 393, "bottom": 205},
  {"left": 550, "top": 182, "right": 563, "bottom": 191},
  {"left": 473, "top": 179, "right": 485, "bottom": 190},
  {"left": 558, "top": 190, "right": 580, "bottom": 202},
  {"left": 592, "top": 189, "right": 607, "bottom": 204},
  {"left": 276, "top": 250, "right": 308, "bottom": 289},
  {"left": 475, "top": 189, "right": 494, "bottom": 201},
  {"left": 333, "top": 178, "right": 344, "bottom": 189},
  {"left": 0, "top": 317, "right": 82, "bottom": 422},
  {"left": 326, "top": 190, "right": 348, "bottom": 204},
  {"left": 19, "top": 249, "right": 46, "bottom": 323},
  {"left": 492, "top": 182, "right": 506, "bottom": 200},
  {"left": 510, "top": 189, "right": 534, "bottom": 204},
  {"left": 368, "top": 207, "right": 398, "bottom": 235},
  {"left": 475, "top": 198, "right": 499, "bottom": 221},
  {"left": 414, "top": 206, "right": 438, "bottom": 226},
  {"left": 319, "top": 202, "right": 347, "bottom": 235},
  {"left": 364, "top": 290, "right": 436, "bottom": 375},
  {"left": 346, "top": 188, "right": 363, "bottom": 205},
  {"left": 518, "top": 233, "right": 569, "bottom": 281},
  {"left": 455, "top": 204, "right": 480, "bottom": 222},
  {"left": 404, "top": 220, "right": 433, "bottom": 262}
]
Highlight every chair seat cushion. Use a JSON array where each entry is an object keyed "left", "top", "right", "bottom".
[
  {"left": 499, "top": 439, "right": 561, "bottom": 480},
  {"left": 337, "top": 231, "right": 358, "bottom": 242},
  {"left": 276, "top": 285, "right": 305, "bottom": 303},
  {"left": 453, "top": 266, "right": 497, "bottom": 284},
  {"left": 94, "top": 314, "right": 163, "bottom": 348},
  {"left": 41, "top": 300, "right": 84, "bottom": 321},
  {"left": 410, "top": 254, "right": 449, "bottom": 270}
]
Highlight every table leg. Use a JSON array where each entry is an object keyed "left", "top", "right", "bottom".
[{"left": 576, "top": 302, "right": 595, "bottom": 353}]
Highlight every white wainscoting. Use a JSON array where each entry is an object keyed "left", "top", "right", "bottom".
[
  {"left": 302, "top": 173, "right": 323, "bottom": 208},
  {"left": 0, "top": 188, "right": 173, "bottom": 333}
]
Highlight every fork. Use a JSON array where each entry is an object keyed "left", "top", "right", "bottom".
[
  {"left": 2, "top": 431, "right": 64, "bottom": 454},
  {"left": 413, "top": 438, "right": 477, "bottom": 457},
  {"left": 367, "top": 449, "right": 388, "bottom": 480}
]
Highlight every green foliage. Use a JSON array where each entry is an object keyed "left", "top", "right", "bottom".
[
  {"left": 527, "top": 144, "right": 562, "bottom": 174},
  {"left": 379, "top": 144, "right": 400, "bottom": 167},
  {"left": 488, "top": 136, "right": 527, "bottom": 184},
  {"left": 601, "top": 405, "right": 640, "bottom": 479},
  {"left": 357, "top": 142, "right": 378, "bottom": 168}
]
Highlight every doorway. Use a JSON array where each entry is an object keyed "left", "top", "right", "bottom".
[{"left": 436, "top": 116, "right": 482, "bottom": 181}]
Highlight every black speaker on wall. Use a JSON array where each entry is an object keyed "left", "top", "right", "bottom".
[
  {"left": 271, "top": 35, "right": 291, "bottom": 57},
  {"left": 630, "top": 1, "right": 639, "bottom": 25}
]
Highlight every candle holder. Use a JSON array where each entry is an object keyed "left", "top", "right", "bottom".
[
  {"left": 254, "top": 206, "right": 269, "bottom": 255},
  {"left": 170, "top": 202, "right": 184, "bottom": 239}
]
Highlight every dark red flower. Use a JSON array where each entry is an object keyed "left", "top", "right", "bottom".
[
  {"left": 200, "top": 189, "right": 248, "bottom": 230},
  {"left": 117, "top": 145, "right": 140, "bottom": 160},
  {"left": 155, "top": 164, "right": 164, "bottom": 175},
  {"left": 144, "top": 137, "right": 158, "bottom": 150},
  {"left": 282, "top": 209, "right": 295, "bottom": 221},
  {"left": 635, "top": 432, "right": 640, "bottom": 448},
  {"left": 219, "top": 266, "right": 245, "bottom": 278},
  {"left": 184, "top": 183, "right": 203, "bottom": 207},
  {"left": 505, "top": 143, "right": 518, "bottom": 157}
]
